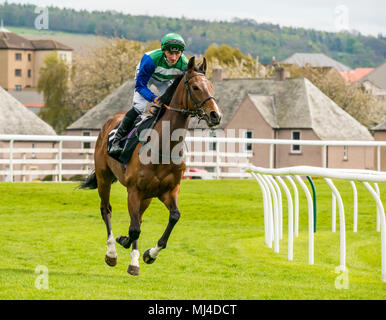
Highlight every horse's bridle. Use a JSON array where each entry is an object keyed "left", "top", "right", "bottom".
[{"left": 163, "top": 71, "right": 216, "bottom": 121}]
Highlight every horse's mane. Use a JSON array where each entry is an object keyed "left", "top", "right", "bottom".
[
  {"left": 159, "top": 66, "right": 203, "bottom": 106},
  {"left": 159, "top": 74, "right": 184, "bottom": 106}
]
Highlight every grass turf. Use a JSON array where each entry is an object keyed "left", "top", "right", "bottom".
[{"left": 0, "top": 179, "right": 385, "bottom": 299}]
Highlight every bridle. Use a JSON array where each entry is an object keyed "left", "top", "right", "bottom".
[{"left": 163, "top": 71, "right": 216, "bottom": 121}]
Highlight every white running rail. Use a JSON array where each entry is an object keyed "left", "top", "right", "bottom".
[{"left": 247, "top": 165, "right": 386, "bottom": 282}]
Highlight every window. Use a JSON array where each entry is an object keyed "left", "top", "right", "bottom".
[
  {"left": 15, "top": 69, "right": 22, "bottom": 77},
  {"left": 28, "top": 53, "right": 31, "bottom": 62},
  {"left": 343, "top": 146, "right": 348, "bottom": 161},
  {"left": 83, "top": 131, "right": 91, "bottom": 149},
  {"left": 15, "top": 53, "right": 22, "bottom": 61},
  {"left": 208, "top": 131, "right": 216, "bottom": 151},
  {"left": 31, "top": 143, "right": 36, "bottom": 159},
  {"left": 291, "top": 131, "right": 301, "bottom": 153},
  {"left": 244, "top": 130, "right": 253, "bottom": 152},
  {"left": 28, "top": 69, "right": 32, "bottom": 78},
  {"left": 60, "top": 53, "right": 67, "bottom": 61},
  {"left": 14, "top": 85, "right": 22, "bottom": 91}
]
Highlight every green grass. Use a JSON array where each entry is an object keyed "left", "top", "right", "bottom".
[{"left": 0, "top": 179, "right": 385, "bottom": 300}]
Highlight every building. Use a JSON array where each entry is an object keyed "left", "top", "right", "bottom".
[
  {"left": 189, "top": 75, "right": 374, "bottom": 171},
  {"left": 371, "top": 120, "right": 386, "bottom": 171},
  {"left": 8, "top": 89, "right": 44, "bottom": 114},
  {"left": 358, "top": 61, "right": 386, "bottom": 98},
  {"left": 282, "top": 53, "right": 352, "bottom": 72},
  {"left": 339, "top": 68, "right": 374, "bottom": 83},
  {"left": 0, "top": 24, "right": 73, "bottom": 91},
  {"left": 66, "top": 70, "right": 375, "bottom": 173},
  {"left": 0, "top": 86, "right": 56, "bottom": 182}
]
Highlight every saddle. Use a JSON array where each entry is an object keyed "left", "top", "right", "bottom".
[{"left": 107, "top": 105, "right": 165, "bottom": 164}]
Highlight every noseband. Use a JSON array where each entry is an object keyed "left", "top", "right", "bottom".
[{"left": 163, "top": 71, "right": 216, "bottom": 120}]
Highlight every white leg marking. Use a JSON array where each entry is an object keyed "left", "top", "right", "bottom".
[
  {"left": 149, "top": 245, "right": 162, "bottom": 259},
  {"left": 130, "top": 249, "right": 140, "bottom": 267},
  {"left": 106, "top": 234, "right": 117, "bottom": 258}
]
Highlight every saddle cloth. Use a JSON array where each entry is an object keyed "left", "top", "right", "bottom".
[{"left": 107, "top": 106, "right": 165, "bottom": 164}]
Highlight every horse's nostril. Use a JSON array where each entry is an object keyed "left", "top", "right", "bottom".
[{"left": 210, "top": 111, "right": 221, "bottom": 123}]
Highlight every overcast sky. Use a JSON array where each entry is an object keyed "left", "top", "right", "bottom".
[{"left": 3, "top": 0, "right": 386, "bottom": 36}]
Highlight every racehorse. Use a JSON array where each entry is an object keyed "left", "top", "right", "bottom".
[{"left": 80, "top": 56, "right": 222, "bottom": 275}]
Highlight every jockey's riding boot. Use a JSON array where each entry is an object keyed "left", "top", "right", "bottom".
[{"left": 109, "top": 108, "right": 139, "bottom": 156}]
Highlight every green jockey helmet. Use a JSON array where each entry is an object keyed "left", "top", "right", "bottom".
[{"left": 161, "top": 33, "right": 186, "bottom": 52}]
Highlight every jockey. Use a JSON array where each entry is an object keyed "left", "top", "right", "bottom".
[{"left": 109, "top": 33, "right": 188, "bottom": 157}]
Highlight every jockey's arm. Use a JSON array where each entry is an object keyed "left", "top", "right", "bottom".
[{"left": 135, "top": 54, "right": 158, "bottom": 103}]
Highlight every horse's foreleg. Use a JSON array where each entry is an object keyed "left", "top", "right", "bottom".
[
  {"left": 143, "top": 187, "right": 180, "bottom": 264},
  {"left": 116, "top": 191, "right": 144, "bottom": 249},
  {"left": 116, "top": 193, "right": 151, "bottom": 275},
  {"left": 128, "top": 240, "right": 140, "bottom": 276}
]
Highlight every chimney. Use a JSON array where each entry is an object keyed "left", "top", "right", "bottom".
[
  {"left": 271, "top": 56, "right": 289, "bottom": 81},
  {"left": 212, "top": 66, "right": 223, "bottom": 82}
]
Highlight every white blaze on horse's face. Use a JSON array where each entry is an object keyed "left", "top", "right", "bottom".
[{"left": 192, "top": 76, "right": 222, "bottom": 127}]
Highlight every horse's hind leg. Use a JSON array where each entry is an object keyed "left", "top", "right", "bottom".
[
  {"left": 143, "top": 186, "right": 180, "bottom": 264},
  {"left": 97, "top": 169, "right": 117, "bottom": 267}
]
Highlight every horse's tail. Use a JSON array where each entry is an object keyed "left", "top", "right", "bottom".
[{"left": 79, "top": 171, "right": 98, "bottom": 190}]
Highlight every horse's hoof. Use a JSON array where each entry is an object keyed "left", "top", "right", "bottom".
[
  {"left": 143, "top": 249, "right": 156, "bottom": 264},
  {"left": 116, "top": 236, "right": 131, "bottom": 249},
  {"left": 127, "top": 265, "right": 139, "bottom": 276},
  {"left": 105, "top": 255, "right": 117, "bottom": 267}
]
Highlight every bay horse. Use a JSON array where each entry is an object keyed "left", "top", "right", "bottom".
[{"left": 80, "top": 56, "right": 222, "bottom": 275}]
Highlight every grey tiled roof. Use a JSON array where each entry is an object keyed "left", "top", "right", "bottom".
[
  {"left": 0, "top": 87, "right": 56, "bottom": 135},
  {"left": 359, "top": 61, "right": 386, "bottom": 89},
  {"left": 372, "top": 120, "right": 386, "bottom": 131},
  {"left": 282, "top": 53, "right": 352, "bottom": 72}
]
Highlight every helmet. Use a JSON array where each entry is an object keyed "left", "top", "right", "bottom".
[{"left": 161, "top": 33, "right": 186, "bottom": 52}]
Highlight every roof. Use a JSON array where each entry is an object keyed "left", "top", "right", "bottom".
[
  {"left": 282, "top": 53, "right": 352, "bottom": 72},
  {"left": 0, "top": 86, "right": 56, "bottom": 135},
  {"left": 340, "top": 68, "right": 374, "bottom": 82},
  {"left": 67, "top": 80, "right": 135, "bottom": 130},
  {"left": 372, "top": 120, "right": 386, "bottom": 131},
  {"left": 31, "top": 40, "right": 73, "bottom": 51},
  {"left": 67, "top": 77, "right": 372, "bottom": 141},
  {"left": 243, "top": 79, "right": 372, "bottom": 141},
  {"left": 8, "top": 90, "right": 44, "bottom": 107},
  {"left": 0, "top": 31, "right": 72, "bottom": 51},
  {"left": 359, "top": 61, "right": 386, "bottom": 89},
  {"left": 0, "top": 31, "right": 35, "bottom": 50}
]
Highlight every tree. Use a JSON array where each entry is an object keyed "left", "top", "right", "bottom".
[
  {"left": 204, "top": 44, "right": 267, "bottom": 78},
  {"left": 37, "top": 52, "right": 77, "bottom": 134},
  {"left": 66, "top": 38, "right": 159, "bottom": 110}
]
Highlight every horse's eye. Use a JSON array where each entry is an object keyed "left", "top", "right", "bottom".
[{"left": 192, "top": 85, "right": 199, "bottom": 91}]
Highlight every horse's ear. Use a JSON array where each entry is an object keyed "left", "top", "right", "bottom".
[
  {"left": 198, "top": 57, "right": 207, "bottom": 74},
  {"left": 187, "top": 56, "right": 195, "bottom": 72}
]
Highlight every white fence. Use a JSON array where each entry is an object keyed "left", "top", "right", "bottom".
[
  {"left": 247, "top": 165, "right": 386, "bottom": 282},
  {"left": 1, "top": 134, "right": 386, "bottom": 181}
]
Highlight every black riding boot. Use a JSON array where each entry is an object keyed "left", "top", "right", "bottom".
[{"left": 108, "top": 108, "right": 139, "bottom": 156}]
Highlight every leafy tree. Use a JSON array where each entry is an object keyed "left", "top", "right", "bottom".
[
  {"left": 66, "top": 38, "right": 159, "bottom": 110},
  {"left": 37, "top": 53, "right": 78, "bottom": 134}
]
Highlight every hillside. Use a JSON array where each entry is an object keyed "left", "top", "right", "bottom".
[
  {"left": 1, "top": 2, "right": 386, "bottom": 66},
  {"left": 7, "top": 26, "right": 107, "bottom": 53}
]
